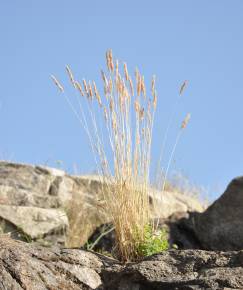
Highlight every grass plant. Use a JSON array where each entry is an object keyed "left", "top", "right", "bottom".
[{"left": 52, "top": 50, "right": 190, "bottom": 261}]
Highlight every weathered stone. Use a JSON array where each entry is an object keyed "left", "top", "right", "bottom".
[
  {"left": 0, "top": 205, "right": 68, "bottom": 246},
  {"left": 1, "top": 237, "right": 243, "bottom": 290},
  {"left": 102, "top": 249, "right": 243, "bottom": 290},
  {"left": 150, "top": 188, "right": 204, "bottom": 219},
  {"left": 189, "top": 176, "right": 243, "bottom": 251},
  {"left": 0, "top": 162, "right": 65, "bottom": 208},
  {"left": 0, "top": 236, "right": 106, "bottom": 290},
  {"left": 0, "top": 161, "right": 204, "bottom": 247}
]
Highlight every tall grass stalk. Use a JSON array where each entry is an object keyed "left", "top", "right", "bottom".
[
  {"left": 52, "top": 50, "right": 157, "bottom": 261},
  {"left": 155, "top": 80, "right": 188, "bottom": 188}
]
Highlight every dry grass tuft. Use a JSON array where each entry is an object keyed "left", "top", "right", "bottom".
[
  {"left": 52, "top": 50, "right": 191, "bottom": 261},
  {"left": 52, "top": 50, "right": 157, "bottom": 261}
]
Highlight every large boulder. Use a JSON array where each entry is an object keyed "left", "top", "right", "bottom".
[
  {"left": 0, "top": 235, "right": 106, "bottom": 290},
  {"left": 1, "top": 236, "right": 243, "bottom": 290},
  {"left": 188, "top": 176, "right": 243, "bottom": 251},
  {"left": 0, "top": 162, "right": 106, "bottom": 246},
  {"left": 0, "top": 205, "right": 68, "bottom": 246}
]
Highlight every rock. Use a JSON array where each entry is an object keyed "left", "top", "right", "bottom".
[
  {"left": 1, "top": 236, "right": 243, "bottom": 290},
  {"left": 0, "top": 162, "right": 106, "bottom": 246},
  {"left": 157, "top": 211, "right": 203, "bottom": 250},
  {"left": 0, "top": 205, "right": 68, "bottom": 246},
  {"left": 102, "top": 249, "right": 243, "bottom": 290},
  {"left": 150, "top": 188, "right": 204, "bottom": 219},
  {"left": 0, "top": 161, "right": 204, "bottom": 247},
  {"left": 188, "top": 176, "right": 243, "bottom": 251},
  {"left": 0, "top": 235, "right": 107, "bottom": 290}
]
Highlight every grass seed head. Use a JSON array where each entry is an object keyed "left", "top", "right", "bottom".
[
  {"left": 128, "top": 76, "right": 134, "bottom": 96},
  {"left": 109, "top": 78, "right": 113, "bottom": 94},
  {"left": 124, "top": 62, "right": 129, "bottom": 81},
  {"left": 103, "top": 107, "right": 108, "bottom": 122},
  {"left": 115, "top": 60, "right": 119, "bottom": 78},
  {"left": 88, "top": 81, "right": 93, "bottom": 99},
  {"left": 181, "top": 113, "right": 191, "bottom": 129},
  {"left": 82, "top": 79, "right": 89, "bottom": 96},
  {"left": 139, "top": 108, "right": 145, "bottom": 121},
  {"left": 137, "top": 75, "right": 142, "bottom": 96},
  {"left": 75, "top": 81, "right": 84, "bottom": 96},
  {"left": 66, "top": 65, "right": 75, "bottom": 85},
  {"left": 51, "top": 75, "right": 64, "bottom": 92},
  {"left": 151, "top": 75, "right": 156, "bottom": 96},
  {"left": 153, "top": 91, "right": 157, "bottom": 109},
  {"left": 179, "top": 80, "right": 188, "bottom": 95},
  {"left": 106, "top": 49, "right": 114, "bottom": 72},
  {"left": 141, "top": 76, "right": 146, "bottom": 97},
  {"left": 134, "top": 100, "right": 140, "bottom": 113}
]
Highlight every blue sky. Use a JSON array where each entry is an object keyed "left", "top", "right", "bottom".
[{"left": 0, "top": 1, "right": 243, "bottom": 199}]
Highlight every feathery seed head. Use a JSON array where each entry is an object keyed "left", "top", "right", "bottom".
[
  {"left": 181, "top": 113, "right": 191, "bottom": 129},
  {"left": 124, "top": 62, "right": 129, "bottom": 81},
  {"left": 66, "top": 65, "right": 75, "bottom": 85},
  {"left": 93, "top": 81, "right": 98, "bottom": 97},
  {"left": 101, "top": 70, "right": 106, "bottom": 82},
  {"left": 115, "top": 60, "right": 119, "bottom": 78},
  {"left": 106, "top": 49, "right": 114, "bottom": 72},
  {"left": 82, "top": 79, "right": 89, "bottom": 96},
  {"left": 93, "top": 81, "right": 102, "bottom": 106},
  {"left": 151, "top": 75, "right": 156, "bottom": 96},
  {"left": 103, "top": 107, "right": 108, "bottom": 122},
  {"left": 139, "top": 108, "right": 145, "bottom": 121},
  {"left": 134, "top": 100, "right": 140, "bottom": 113},
  {"left": 75, "top": 81, "right": 84, "bottom": 96},
  {"left": 108, "top": 78, "right": 113, "bottom": 94},
  {"left": 137, "top": 74, "right": 142, "bottom": 96},
  {"left": 153, "top": 90, "right": 157, "bottom": 108},
  {"left": 109, "top": 99, "right": 114, "bottom": 111},
  {"left": 51, "top": 75, "right": 64, "bottom": 92},
  {"left": 128, "top": 77, "right": 134, "bottom": 96},
  {"left": 88, "top": 81, "right": 93, "bottom": 98},
  {"left": 141, "top": 76, "right": 146, "bottom": 97},
  {"left": 179, "top": 80, "right": 188, "bottom": 95}
]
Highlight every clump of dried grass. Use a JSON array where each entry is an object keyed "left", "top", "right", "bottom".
[
  {"left": 52, "top": 50, "right": 157, "bottom": 261},
  {"left": 52, "top": 50, "right": 191, "bottom": 261}
]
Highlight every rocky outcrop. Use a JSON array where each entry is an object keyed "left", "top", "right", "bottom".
[
  {"left": 0, "top": 161, "right": 203, "bottom": 247},
  {"left": 102, "top": 249, "right": 243, "bottom": 290},
  {"left": 0, "top": 235, "right": 106, "bottom": 290},
  {"left": 0, "top": 162, "right": 106, "bottom": 246},
  {"left": 186, "top": 176, "right": 243, "bottom": 251},
  {"left": 0, "top": 162, "right": 71, "bottom": 246},
  {"left": 88, "top": 175, "right": 243, "bottom": 253},
  {"left": 1, "top": 236, "right": 243, "bottom": 290}
]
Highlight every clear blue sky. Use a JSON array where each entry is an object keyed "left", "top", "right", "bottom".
[{"left": 1, "top": 1, "right": 243, "bottom": 199}]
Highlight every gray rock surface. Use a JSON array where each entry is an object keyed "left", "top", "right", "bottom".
[
  {"left": 0, "top": 235, "right": 106, "bottom": 290},
  {"left": 102, "top": 249, "right": 243, "bottom": 290},
  {"left": 0, "top": 161, "right": 204, "bottom": 247},
  {"left": 0, "top": 161, "right": 105, "bottom": 246},
  {"left": 188, "top": 176, "right": 243, "bottom": 251},
  {"left": 0, "top": 205, "right": 68, "bottom": 245},
  {"left": 1, "top": 236, "right": 243, "bottom": 290}
]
